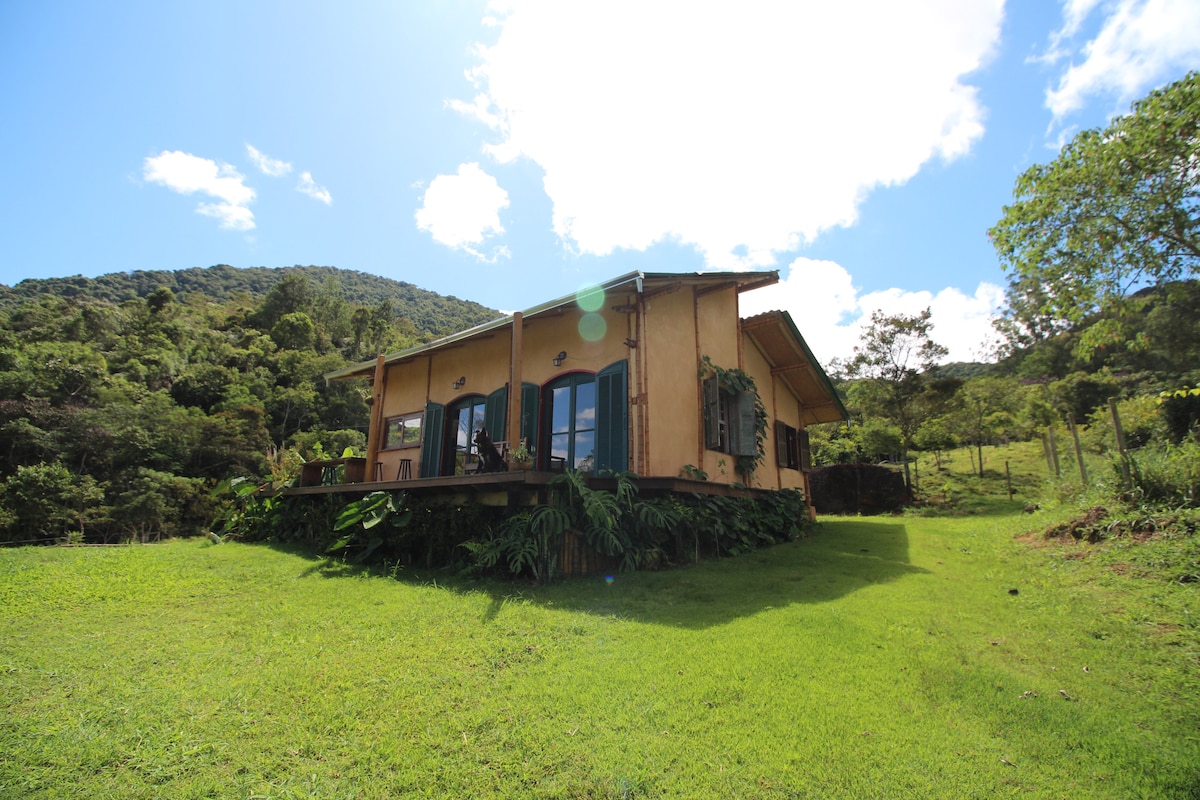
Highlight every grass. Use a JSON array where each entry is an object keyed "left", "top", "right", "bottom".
[
  {"left": 2, "top": 510, "right": 1197, "bottom": 798},
  {"left": 909, "top": 439, "right": 1111, "bottom": 515}
]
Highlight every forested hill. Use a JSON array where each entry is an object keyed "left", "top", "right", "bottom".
[
  {"left": 0, "top": 264, "right": 497, "bottom": 338},
  {"left": 0, "top": 264, "right": 500, "bottom": 545}
]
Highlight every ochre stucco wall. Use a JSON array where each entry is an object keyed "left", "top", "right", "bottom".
[
  {"left": 368, "top": 281, "right": 815, "bottom": 495},
  {"left": 642, "top": 286, "right": 701, "bottom": 479},
  {"left": 375, "top": 300, "right": 638, "bottom": 478}
]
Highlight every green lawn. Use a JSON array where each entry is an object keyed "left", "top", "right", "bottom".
[{"left": 2, "top": 513, "right": 1197, "bottom": 798}]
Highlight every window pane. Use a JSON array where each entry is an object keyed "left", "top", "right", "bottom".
[
  {"left": 472, "top": 403, "right": 486, "bottom": 451},
  {"left": 574, "top": 379, "right": 595, "bottom": 431},
  {"left": 385, "top": 419, "right": 404, "bottom": 448},
  {"left": 455, "top": 407, "right": 471, "bottom": 451},
  {"left": 551, "top": 385, "right": 571, "bottom": 433},
  {"left": 403, "top": 415, "right": 422, "bottom": 444},
  {"left": 573, "top": 431, "right": 595, "bottom": 471},
  {"left": 550, "top": 433, "right": 570, "bottom": 470}
]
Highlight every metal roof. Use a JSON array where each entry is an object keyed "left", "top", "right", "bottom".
[
  {"left": 323, "top": 270, "right": 779, "bottom": 383},
  {"left": 740, "top": 310, "right": 849, "bottom": 425}
]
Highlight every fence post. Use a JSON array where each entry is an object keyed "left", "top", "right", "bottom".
[
  {"left": 1067, "top": 412, "right": 1088, "bottom": 484},
  {"left": 1047, "top": 426, "right": 1061, "bottom": 478},
  {"left": 1006, "top": 460, "right": 1013, "bottom": 501},
  {"left": 1108, "top": 397, "right": 1131, "bottom": 488}
]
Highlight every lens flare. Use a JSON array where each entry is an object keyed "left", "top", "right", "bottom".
[
  {"left": 576, "top": 285, "right": 605, "bottom": 313},
  {"left": 578, "top": 313, "right": 606, "bottom": 342}
]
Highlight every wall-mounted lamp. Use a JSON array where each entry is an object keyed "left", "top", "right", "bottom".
[
  {"left": 453, "top": 376, "right": 466, "bottom": 390},
  {"left": 553, "top": 351, "right": 567, "bottom": 367}
]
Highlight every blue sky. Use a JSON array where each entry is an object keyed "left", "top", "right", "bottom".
[{"left": 2, "top": 0, "right": 1198, "bottom": 364}]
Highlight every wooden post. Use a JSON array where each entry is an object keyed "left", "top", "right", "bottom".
[
  {"left": 1047, "top": 426, "right": 1061, "bottom": 478},
  {"left": 508, "top": 312, "right": 523, "bottom": 449},
  {"left": 1005, "top": 460, "right": 1013, "bottom": 501},
  {"left": 1067, "top": 412, "right": 1087, "bottom": 484},
  {"left": 1109, "top": 397, "right": 1131, "bottom": 488},
  {"left": 364, "top": 354, "right": 387, "bottom": 478},
  {"left": 1041, "top": 432, "right": 1053, "bottom": 475}
]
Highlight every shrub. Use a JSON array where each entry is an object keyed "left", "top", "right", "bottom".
[
  {"left": 1159, "top": 387, "right": 1200, "bottom": 443},
  {"left": 1083, "top": 394, "right": 1166, "bottom": 453},
  {"left": 808, "top": 464, "right": 907, "bottom": 515},
  {"left": 0, "top": 462, "right": 105, "bottom": 544},
  {"left": 221, "top": 472, "right": 816, "bottom": 583},
  {"left": 1125, "top": 439, "right": 1200, "bottom": 508}
]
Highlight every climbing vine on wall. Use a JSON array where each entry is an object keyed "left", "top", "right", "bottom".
[{"left": 699, "top": 355, "right": 768, "bottom": 481}]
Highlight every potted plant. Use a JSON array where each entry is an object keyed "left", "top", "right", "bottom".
[{"left": 508, "top": 441, "right": 533, "bottom": 470}]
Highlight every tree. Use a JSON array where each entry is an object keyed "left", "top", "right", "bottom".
[
  {"left": 0, "top": 462, "right": 105, "bottom": 544},
  {"left": 951, "top": 376, "right": 1018, "bottom": 477},
  {"left": 846, "top": 308, "right": 948, "bottom": 493},
  {"left": 990, "top": 71, "right": 1200, "bottom": 356}
]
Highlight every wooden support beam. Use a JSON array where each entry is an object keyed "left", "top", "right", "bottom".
[
  {"left": 364, "top": 354, "right": 387, "bottom": 475},
  {"left": 508, "top": 313, "right": 523, "bottom": 448}
]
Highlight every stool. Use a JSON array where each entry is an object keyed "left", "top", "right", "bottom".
[
  {"left": 372, "top": 461, "right": 384, "bottom": 482},
  {"left": 320, "top": 465, "right": 339, "bottom": 485},
  {"left": 396, "top": 459, "right": 413, "bottom": 480}
]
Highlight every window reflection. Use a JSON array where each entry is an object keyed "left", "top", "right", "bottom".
[{"left": 544, "top": 374, "right": 595, "bottom": 473}]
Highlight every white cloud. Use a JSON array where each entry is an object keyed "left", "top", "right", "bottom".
[
  {"left": 456, "top": 1, "right": 1002, "bottom": 268},
  {"left": 143, "top": 150, "right": 256, "bottom": 231},
  {"left": 739, "top": 258, "right": 1005, "bottom": 366},
  {"left": 246, "top": 144, "right": 293, "bottom": 177},
  {"left": 415, "top": 162, "right": 511, "bottom": 260},
  {"left": 297, "top": 171, "right": 333, "bottom": 205},
  {"left": 1045, "top": 0, "right": 1200, "bottom": 119}
]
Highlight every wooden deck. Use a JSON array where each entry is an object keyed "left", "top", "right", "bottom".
[{"left": 280, "top": 470, "right": 770, "bottom": 505}]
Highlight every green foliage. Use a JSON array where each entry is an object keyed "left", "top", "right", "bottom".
[
  {"left": 328, "top": 491, "right": 413, "bottom": 563},
  {"left": 0, "top": 264, "right": 491, "bottom": 543},
  {"left": 846, "top": 309, "right": 948, "bottom": 469},
  {"left": 806, "top": 420, "right": 863, "bottom": 465},
  {"left": 990, "top": 72, "right": 1200, "bottom": 358},
  {"left": 699, "top": 356, "right": 768, "bottom": 479},
  {"left": 1084, "top": 395, "right": 1166, "bottom": 453},
  {"left": 1124, "top": 439, "right": 1200, "bottom": 508},
  {"left": 0, "top": 462, "right": 104, "bottom": 544},
  {"left": 1159, "top": 386, "right": 1200, "bottom": 443},
  {"left": 856, "top": 418, "right": 903, "bottom": 461},
  {"left": 1049, "top": 369, "right": 1122, "bottom": 422},
  {"left": 0, "top": 264, "right": 497, "bottom": 339},
  {"left": 108, "top": 468, "right": 216, "bottom": 542}
]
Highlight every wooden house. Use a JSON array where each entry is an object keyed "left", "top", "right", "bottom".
[{"left": 322, "top": 271, "right": 847, "bottom": 511}]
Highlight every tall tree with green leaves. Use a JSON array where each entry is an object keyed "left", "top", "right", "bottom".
[
  {"left": 846, "top": 308, "right": 948, "bottom": 493},
  {"left": 990, "top": 71, "right": 1200, "bottom": 357},
  {"left": 952, "top": 376, "right": 1018, "bottom": 478}
]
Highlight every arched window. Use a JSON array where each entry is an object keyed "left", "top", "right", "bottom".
[
  {"left": 446, "top": 395, "right": 486, "bottom": 475},
  {"left": 544, "top": 372, "right": 596, "bottom": 472}
]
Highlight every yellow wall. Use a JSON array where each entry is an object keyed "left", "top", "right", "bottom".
[
  {"left": 643, "top": 286, "right": 700, "bottom": 478},
  {"left": 520, "top": 304, "right": 633, "bottom": 389},
  {"left": 376, "top": 300, "right": 638, "bottom": 478},
  {"left": 368, "top": 282, "right": 812, "bottom": 498}
]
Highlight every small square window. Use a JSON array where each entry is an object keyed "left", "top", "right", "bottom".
[{"left": 384, "top": 412, "right": 423, "bottom": 449}]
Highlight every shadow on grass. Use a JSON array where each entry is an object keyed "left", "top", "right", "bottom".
[
  {"left": 262, "top": 518, "right": 927, "bottom": 630},
  {"left": 519, "top": 518, "right": 929, "bottom": 629}
]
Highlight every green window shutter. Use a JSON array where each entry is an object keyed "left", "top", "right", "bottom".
[
  {"left": 775, "top": 420, "right": 789, "bottom": 466},
  {"left": 484, "top": 385, "right": 508, "bottom": 443},
  {"left": 732, "top": 390, "right": 758, "bottom": 457},
  {"left": 797, "top": 427, "right": 812, "bottom": 471},
  {"left": 703, "top": 375, "right": 720, "bottom": 450},
  {"left": 595, "top": 360, "right": 629, "bottom": 475},
  {"left": 419, "top": 401, "right": 444, "bottom": 478},
  {"left": 520, "top": 381, "right": 540, "bottom": 450}
]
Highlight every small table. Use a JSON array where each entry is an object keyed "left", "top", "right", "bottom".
[{"left": 299, "top": 457, "right": 367, "bottom": 487}]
